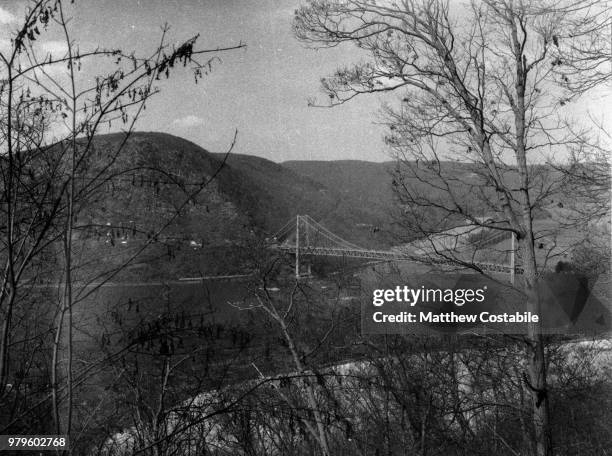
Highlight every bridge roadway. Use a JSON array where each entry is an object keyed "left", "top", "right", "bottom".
[{"left": 276, "top": 245, "right": 525, "bottom": 275}]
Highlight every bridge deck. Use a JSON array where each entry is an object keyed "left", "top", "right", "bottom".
[{"left": 276, "top": 245, "right": 524, "bottom": 275}]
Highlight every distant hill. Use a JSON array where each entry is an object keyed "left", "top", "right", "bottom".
[
  {"left": 283, "top": 159, "right": 397, "bottom": 237},
  {"left": 82, "top": 132, "right": 399, "bottom": 248},
  {"left": 213, "top": 154, "right": 393, "bottom": 248},
  {"left": 65, "top": 132, "right": 397, "bottom": 281},
  {"left": 282, "top": 159, "right": 585, "bottom": 247},
  {"left": 282, "top": 159, "right": 495, "bottom": 243},
  {"left": 63, "top": 132, "right": 580, "bottom": 280},
  {"left": 283, "top": 160, "right": 394, "bottom": 202},
  {"left": 69, "top": 131, "right": 257, "bottom": 279}
]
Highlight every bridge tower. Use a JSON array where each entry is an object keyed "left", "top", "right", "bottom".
[
  {"left": 294, "top": 215, "right": 312, "bottom": 279},
  {"left": 295, "top": 215, "right": 300, "bottom": 278}
]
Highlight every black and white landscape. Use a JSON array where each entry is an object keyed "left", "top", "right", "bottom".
[{"left": 0, "top": 1, "right": 610, "bottom": 455}]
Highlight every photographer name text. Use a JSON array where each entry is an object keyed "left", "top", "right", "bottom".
[{"left": 372, "top": 311, "right": 539, "bottom": 323}]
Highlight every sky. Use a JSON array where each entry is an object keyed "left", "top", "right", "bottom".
[
  {"left": 1, "top": 0, "right": 389, "bottom": 162},
  {"left": 0, "top": 0, "right": 609, "bottom": 163}
]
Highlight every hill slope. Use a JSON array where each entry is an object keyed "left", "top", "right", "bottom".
[
  {"left": 214, "top": 154, "right": 392, "bottom": 247},
  {"left": 283, "top": 159, "right": 398, "bottom": 238},
  {"left": 67, "top": 132, "right": 394, "bottom": 281},
  {"left": 88, "top": 132, "right": 381, "bottom": 243}
]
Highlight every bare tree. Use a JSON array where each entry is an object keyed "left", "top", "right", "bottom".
[
  {"left": 294, "top": 1, "right": 610, "bottom": 455},
  {"left": 0, "top": 0, "right": 244, "bottom": 449}
]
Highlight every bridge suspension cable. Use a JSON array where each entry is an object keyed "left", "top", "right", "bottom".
[
  {"left": 272, "top": 214, "right": 523, "bottom": 279},
  {"left": 272, "top": 218, "right": 295, "bottom": 241}
]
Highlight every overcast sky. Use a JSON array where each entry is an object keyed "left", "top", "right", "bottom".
[{"left": 1, "top": 1, "right": 609, "bottom": 163}]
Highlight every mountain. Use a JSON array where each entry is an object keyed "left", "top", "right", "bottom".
[
  {"left": 60, "top": 132, "right": 572, "bottom": 282},
  {"left": 213, "top": 154, "right": 393, "bottom": 247},
  {"left": 283, "top": 159, "right": 398, "bottom": 236},
  {"left": 84, "top": 132, "right": 374, "bottom": 241},
  {"left": 68, "top": 131, "right": 256, "bottom": 279},
  {"left": 283, "top": 160, "right": 395, "bottom": 206},
  {"left": 61, "top": 132, "right": 395, "bottom": 281},
  {"left": 91, "top": 132, "right": 392, "bottom": 247}
]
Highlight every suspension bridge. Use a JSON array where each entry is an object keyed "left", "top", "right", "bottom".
[{"left": 271, "top": 215, "right": 523, "bottom": 279}]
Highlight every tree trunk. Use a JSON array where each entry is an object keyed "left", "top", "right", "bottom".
[{"left": 521, "top": 241, "right": 553, "bottom": 456}]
